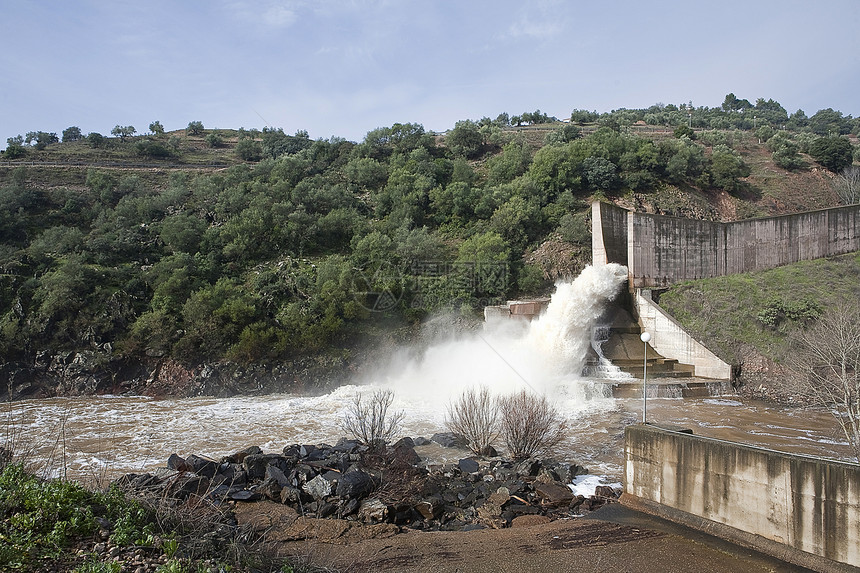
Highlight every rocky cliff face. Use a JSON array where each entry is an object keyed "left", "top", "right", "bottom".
[{"left": 1, "top": 352, "right": 357, "bottom": 401}]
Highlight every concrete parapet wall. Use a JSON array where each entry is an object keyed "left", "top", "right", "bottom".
[
  {"left": 634, "top": 290, "right": 731, "bottom": 379},
  {"left": 624, "top": 425, "right": 860, "bottom": 571},
  {"left": 593, "top": 202, "right": 860, "bottom": 288}
]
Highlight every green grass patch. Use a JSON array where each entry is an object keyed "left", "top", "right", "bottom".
[{"left": 657, "top": 252, "right": 860, "bottom": 364}]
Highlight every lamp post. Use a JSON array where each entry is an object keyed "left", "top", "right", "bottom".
[{"left": 640, "top": 331, "right": 651, "bottom": 423}]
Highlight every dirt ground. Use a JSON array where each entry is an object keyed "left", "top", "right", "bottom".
[{"left": 234, "top": 501, "right": 812, "bottom": 573}]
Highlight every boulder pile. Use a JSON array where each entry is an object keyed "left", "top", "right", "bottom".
[{"left": 116, "top": 434, "right": 620, "bottom": 531}]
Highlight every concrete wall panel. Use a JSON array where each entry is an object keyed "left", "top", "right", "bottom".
[
  {"left": 624, "top": 425, "right": 860, "bottom": 570},
  {"left": 593, "top": 202, "right": 860, "bottom": 288}
]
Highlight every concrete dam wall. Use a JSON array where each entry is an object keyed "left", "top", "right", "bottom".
[
  {"left": 593, "top": 202, "right": 860, "bottom": 288},
  {"left": 623, "top": 424, "right": 860, "bottom": 572}
]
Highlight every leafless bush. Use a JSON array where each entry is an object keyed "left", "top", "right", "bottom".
[
  {"left": 498, "top": 390, "right": 567, "bottom": 460},
  {"left": 446, "top": 387, "right": 499, "bottom": 456},
  {"left": 834, "top": 166, "right": 860, "bottom": 205},
  {"left": 788, "top": 304, "right": 860, "bottom": 462},
  {"left": 339, "top": 389, "right": 404, "bottom": 450}
]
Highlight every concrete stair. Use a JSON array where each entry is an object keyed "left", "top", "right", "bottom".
[{"left": 587, "top": 305, "right": 695, "bottom": 379}]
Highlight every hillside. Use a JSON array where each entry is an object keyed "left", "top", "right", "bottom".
[{"left": 0, "top": 116, "right": 855, "bottom": 399}]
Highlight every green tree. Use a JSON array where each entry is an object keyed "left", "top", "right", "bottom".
[
  {"left": 809, "top": 136, "right": 854, "bottom": 172},
  {"left": 86, "top": 132, "right": 105, "bottom": 148},
  {"left": 446, "top": 120, "right": 484, "bottom": 158},
  {"left": 235, "top": 138, "right": 263, "bottom": 161},
  {"left": 205, "top": 132, "right": 224, "bottom": 148},
  {"left": 809, "top": 108, "right": 851, "bottom": 136},
  {"left": 708, "top": 145, "right": 750, "bottom": 192},
  {"left": 186, "top": 120, "right": 205, "bottom": 136},
  {"left": 61, "top": 126, "right": 82, "bottom": 142},
  {"left": 149, "top": 120, "right": 165, "bottom": 135},
  {"left": 111, "top": 125, "right": 136, "bottom": 140}
]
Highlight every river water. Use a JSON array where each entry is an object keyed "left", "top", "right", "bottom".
[{"left": 2, "top": 264, "right": 853, "bottom": 483}]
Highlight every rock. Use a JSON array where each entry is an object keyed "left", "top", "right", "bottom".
[
  {"left": 339, "top": 497, "right": 361, "bottom": 518},
  {"left": 318, "top": 501, "right": 338, "bottom": 518},
  {"left": 185, "top": 454, "right": 217, "bottom": 478},
  {"left": 414, "top": 496, "right": 444, "bottom": 520},
  {"left": 166, "top": 473, "right": 210, "bottom": 499},
  {"left": 230, "top": 490, "right": 262, "bottom": 502},
  {"left": 224, "top": 446, "right": 262, "bottom": 463},
  {"left": 458, "top": 458, "right": 480, "bottom": 474},
  {"left": 511, "top": 515, "right": 552, "bottom": 528},
  {"left": 289, "top": 464, "right": 316, "bottom": 486},
  {"left": 213, "top": 464, "right": 247, "bottom": 486},
  {"left": 336, "top": 469, "right": 375, "bottom": 500},
  {"left": 333, "top": 438, "right": 362, "bottom": 453},
  {"left": 303, "top": 474, "right": 334, "bottom": 500},
  {"left": 166, "top": 454, "right": 188, "bottom": 471},
  {"left": 533, "top": 481, "right": 574, "bottom": 506},
  {"left": 594, "top": 485, "right": 618, "bottom": 499},
  {"left": 413, "top": 436, "right": 431, "bottom": 446},
  {"left": 243, "top": 454, "right": 286, "bottom": 480},
  {"left": 515, "top": 458, "right": 541, "bottom": 477},
  {"left": 391, "top": 437, "right": 422, "bottom": 465},
  {"left": 258, "top": 477, "right": 283, "bottom": 501},
  {"left": 430, "top": 432, "right": 469, "bottom": 449},
  {"left": 265, "top": 465, "right": 290, "bottom": 487},
  {"left": 280, "top": 485, "right": 306, "bottom": 505},
  {"left": 358, "top": 499, "right": 389, "bottom": 523}
]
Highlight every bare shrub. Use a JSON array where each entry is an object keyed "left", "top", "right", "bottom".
[
  {"left": 498, "top": 390, "right": 567, "bottom": 460},
  {"left": 446, "top": 387, "right": 499, "bottom": 456},
  {"left": 788, "top": 304, "right": 860, "bottom": 462},
  {"left": 339, "top": 389, "right": 404, "bottom": 450}
]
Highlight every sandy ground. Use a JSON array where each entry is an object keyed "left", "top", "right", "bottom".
[{"left": 234, "top": 502, "right": 812, "bottom": 573}]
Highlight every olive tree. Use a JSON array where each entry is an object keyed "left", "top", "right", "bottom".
[{"left": 789, "top": 304, "right": 860, "bottom": 462}]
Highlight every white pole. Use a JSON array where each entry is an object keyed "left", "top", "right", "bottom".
[{"left": 640, "top": 331, "right": 651, "bottom": 423}]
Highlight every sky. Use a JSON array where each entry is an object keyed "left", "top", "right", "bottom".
[{"left": 2, "top": 0, "right": 860, "bottom": 146}]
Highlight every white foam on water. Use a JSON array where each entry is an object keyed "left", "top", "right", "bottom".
[{"left": 567, "top": 474, "right": 622, "bottom": 497}]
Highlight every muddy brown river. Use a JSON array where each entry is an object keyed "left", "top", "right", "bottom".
[{"left": 3, "top": 385, "right": 851, "bottom": 486}]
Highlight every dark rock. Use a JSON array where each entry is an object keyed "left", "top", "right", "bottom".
[
  {"left": 458, "top": 458, "right": 480, "bottom": 474},
  {"left": 514, "top": 458, "right": 541, "bottom": 477},
  {"left": 318, "top": 501, "right": 338, "bottom": 518},
  {"left": 594, "top": 485, "right": 618, "bottom": 499},
  {"left": 229, "top": 490, "right": 262, "bottom": 502},
  {"left": 392, "top": 438, "right": 421, "bottom": 465},
  {"left": 282, "top": 445, "right": 301, "bottom": 458},
  {"left": 430, "top": 432, "right": 469, "bottom": 449},
  {"left": 413, "top": 436, "right": 431, "bottom": 446},
  {"left": 166, "top": 473, "right": 210, "bottom": 499},
  {"left": 299, "top": 445, "right": 317, "bottom": 458},
  {"left": 280, "top": 485, "right": 306, "bottom": 505},
  {"left": 243, "top": 454, "right": 287, "bottom": 480},
  {"left": 339, "top": 497, "right": 361, "bottom": 518},
  {"left": 333, "top": 438, "right": 362, "bottom": 453},
  {"left": 265, "top": 465, "right": 290, "bottom": 487},
  {"left": 186, "top": 454, "right": 217, "bottom": 479},
  {"left": 228, "top": 446, "right": 262, "bottom": 463},
  {"left": 258, "top": 477, "right": 283, "bottom": 501},
  {"left": 462, "top": 523, "right": 486, "bottom": 531},
  {"left": 289, "top": 464, "right": 316, "bottom": 486},
  {"left": 166, "top": 454, "right": 188, "bottom": 471},
  {"left": 213, "top": 464, "right": 247, "bottom": 486},
  {"left": 533, "top": 481, "right": 574, "bottom": 506},
  {"left": 336, "top": 469, "right": 375, "bottom": 500}
]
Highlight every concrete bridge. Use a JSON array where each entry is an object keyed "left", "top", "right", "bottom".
[{"left": 591, "top": 201, "right": 860, "bottom": 379}]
